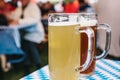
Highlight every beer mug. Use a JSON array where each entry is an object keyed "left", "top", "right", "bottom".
[
  {"left": 79, "top": 13, "right": 111, "bottom": 76},
  {"left": 48, "top": 13, "right": 111, "bottom": 80}
]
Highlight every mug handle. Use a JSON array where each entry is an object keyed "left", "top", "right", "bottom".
[
  {"left": 95, "top": 24, "right": 111, "bottom": 60},
  {"left": 75, "top": 27, "right": 95, "bottom": 72}
]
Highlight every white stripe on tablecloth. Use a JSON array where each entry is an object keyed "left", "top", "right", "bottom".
[
  {"left": 96, "top": 66, "right": 115, "bottom": 79},
  {"left": 20, "top": 70, "right": 41, "bottom": 80},
  {"left": 80, "top": 72, "right": 102, "bottom": 80},
  {"left": 29, "top": 70, "right": 41, "bottom": 79},
  {"left": 42, "top": 65, "right": 50, "bottom": 78},
  {"left": 96, "top": 61, "right": 120, "bottom": 79},
  {"left": 108, "top": 60, "right": 120, "bottom": 68},
  {"left": 98, "top": 60, "right": 120, "bottom": 76}
]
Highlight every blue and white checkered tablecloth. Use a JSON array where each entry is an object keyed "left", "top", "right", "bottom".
[{"left": 20, "top": 59, "right": 120, "bottom": 80}]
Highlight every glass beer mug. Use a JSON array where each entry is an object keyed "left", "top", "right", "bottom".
[
  {"left": 79, "top": 13, "right": 111, "bottom": 76},
  {"left": 48, "top": 13, "right": 111, "bottom": 80}
]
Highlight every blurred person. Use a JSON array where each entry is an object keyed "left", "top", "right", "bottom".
[
  {"left": 0, "top": 0, "right": 9, "bottom": 15},
  {"left": 30, "top": 0, "right": 36, "bottom": 3},
  {"left": 0, "top": 0, "right": 16, "bottom": 14},
  {"left": 64, "top": 0, "right": 79, "bottom": 13},
  {"left": 54, "top": 1, "right": 64, "bottom": 13},
  {"left": 7, "top": 0, "right": 19, "bottom": 8},
  {"left": 95, "top": 0, "right": 120, "bottom": 59},
  {"left": 0, "top": 13, "right": 25, "bottom": 73},
  {"left": 37, "top": 1, "right": 44, "bottom": 9},
  {"left": 78, "top": 0, "right": 95, "bottom": 13},
  {"left": 40, "top": 1, "right": 55, "bottom": 18},
  {"left": 0, "top": 0, "right": 18, "bottom": 23},
  {"left": 10, "top": 0, "right": 45, "bottom": 75},
  {"left": 39, "top": 1, "right": 55, "bottom": 37},
  {"left": 0, "top": 14, "right": 11, "bottom": 73}
]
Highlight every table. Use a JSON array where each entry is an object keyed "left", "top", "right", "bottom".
[{"left": 20, "top": 59, "right": 120, "bottom": 80}]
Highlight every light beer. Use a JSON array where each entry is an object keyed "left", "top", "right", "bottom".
[{"left": 49, "top": 25, "right": 80, "bottom": 80}]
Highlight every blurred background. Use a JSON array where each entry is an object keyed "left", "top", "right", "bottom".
[{"left": 0, "top": 0, "right": 120, "bottom": 80}]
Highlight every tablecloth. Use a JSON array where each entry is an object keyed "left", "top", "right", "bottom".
[{"left": 20, "top": 59, "right": 120, "bottom": 80}]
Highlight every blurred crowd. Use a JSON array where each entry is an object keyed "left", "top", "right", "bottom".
[
  {"left": 2, "top": 0, "right": 120, "bottom": 79},
  {"left": 0, "top": 0, "right": 46, "bottom": 79}
]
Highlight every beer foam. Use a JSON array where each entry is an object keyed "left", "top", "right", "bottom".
[
  {"left": 49, "top": 22, "right": 79, "bottom": 26},
  {"left": 79, "top": 16, "right": 97, "bottom": 27},
  {"left": 49, "top": 16, "right": 97, "bottom": 26},
  {"left": 49, "top": 14, "right": 79, "bottom": 26}
]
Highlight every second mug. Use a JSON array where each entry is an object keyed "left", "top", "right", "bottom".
[{"left": 79, "top": 13, "right": 111, "bottom": 75}]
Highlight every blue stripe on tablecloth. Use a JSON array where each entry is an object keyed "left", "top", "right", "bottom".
[
  {"left": 38, "top": 69, "right": 49, "bottom": 80},
  {"left": 101, "top": 60, "right": 120, "bottom": 79},
  {"left": 84, "top": 68, "right": 110, "bottom": 80},
  {"left": 22, "top": 69, "right": 49, "bottom": 80},
  {"left": 84, "top": 75, "right": 96, "bottom": 80},
  {"left": 96, "top": 64, "right": 114, "bottom": 79},
  {"left": 112, "top": 60, "right": 120, "bottom": 65},
  {"left": 96, "top": 61, "right": 120, "bottom": 79},
  {"left": 23, "top": 75, "right": 34, "bottom": 80},
  {"left": 102, "top": 60, "right": 120, "bottom": 72},
  {"left": 87, "top": 70, "right": 110, "bottom": 80}
]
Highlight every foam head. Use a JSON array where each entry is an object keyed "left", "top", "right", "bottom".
[
  {"left": 49, "top": 14, "right": 79, "bottom": 26},
  {"left": 79, "top": 16, "right": 98, "bottom": 27}
]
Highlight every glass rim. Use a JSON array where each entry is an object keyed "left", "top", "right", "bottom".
[
  {"left": 48, "top": 13, "right": 97, "bottom": 16},
  {"left": 48, "top": 13, "right": 97, "bottom": 26}
]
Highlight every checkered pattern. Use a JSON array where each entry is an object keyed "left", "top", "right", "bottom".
[{"left": 20, "top": 59, "right": 120, "bottom": 80}]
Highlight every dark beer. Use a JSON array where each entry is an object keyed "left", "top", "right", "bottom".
[{"left": 80, "top": 26, "right": 97, "bottom": 75}]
